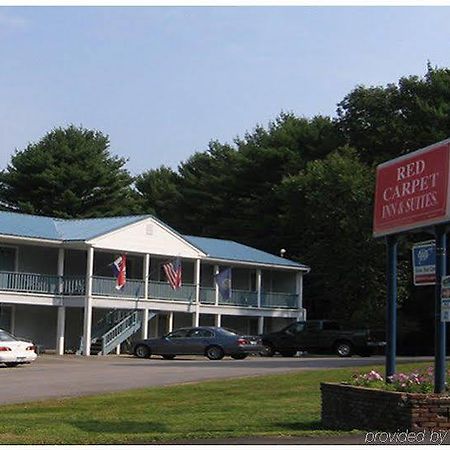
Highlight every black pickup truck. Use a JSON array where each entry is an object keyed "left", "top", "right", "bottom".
[{"left": 261, "top": 320, "right": 385, "bottom": 357}]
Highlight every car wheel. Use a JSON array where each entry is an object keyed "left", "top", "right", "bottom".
[
  {"left": 161, "top": 355, "right": 176, "bottom": 360},
  {"left": 280, "top": 350, "right": 297, "bottom": 357},
  {"left": 231, "top": 353, "right": 247, "bottom": 360},
  {"left": 205, "top": 345, "right": 225, "bottom": 360},
  {"left": 4, "top": 362, "right": 19, "bottom": 367},
  {"left": 335, "top": 341, "right": 353, "bottom": 357},
  {"left": 134, "top": 344, "right": 151, "bottom": 359},
  {"left": 260, "top": 343, "right": 275, "bottom": 357}
]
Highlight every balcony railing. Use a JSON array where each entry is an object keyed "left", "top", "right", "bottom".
[
  {"left": 0, "top": 271, "right": 299, "bottom": 309},
  {"left": 92, "top": 276, "right": 144, "bottom": 298},
  {"left": 0, "top": 271, "right": 61, "bottom": 294},
  {"left": 62, "top": 276, "right": 86, "bottom": 295},
  {"left": 261, "top": 291, "right": 298, "bottom": 308},
  {"left": 149, "top": 280, "right": 196, "bottom": 302},
  {"left": 219, "top": 289, "right": 258, "bottom": 307},
  {"left": 199, "top": 286, "right": 216, "bottom": 304}
]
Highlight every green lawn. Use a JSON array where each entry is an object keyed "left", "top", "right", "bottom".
[{"left": 0, "top": 361, "right": 431, "bottom": 444}]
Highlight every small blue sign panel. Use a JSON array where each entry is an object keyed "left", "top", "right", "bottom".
[
  {"left": 412, "top": 240, "right": 436, "bottom": 286},
  {"left": 441, "top": 276, "right": 450, "bottom": 322}
]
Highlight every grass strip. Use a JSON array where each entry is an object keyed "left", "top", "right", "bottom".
[{"left": 0, "top": 361, "right": 431, "bottom": 444}]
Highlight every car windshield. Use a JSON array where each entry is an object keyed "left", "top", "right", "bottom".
[{"left": 0, "top": 330, "right": 17, "bottom": 341}]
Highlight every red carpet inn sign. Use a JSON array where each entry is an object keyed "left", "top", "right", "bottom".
[{"left": 374, "top": 141, "right": 450, "bottom": 237}]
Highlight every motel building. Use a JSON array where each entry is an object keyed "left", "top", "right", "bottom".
[{"left": 0, "top": 211, "right": 309, "bottom": 356}]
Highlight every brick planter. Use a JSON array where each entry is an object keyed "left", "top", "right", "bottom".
[{"left": 321, "top": 382, "right": 450, "bottom": 431}]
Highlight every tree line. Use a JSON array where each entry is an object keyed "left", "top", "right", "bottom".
[{"left": 2, "top": 64, "right": 450, "bottom": 351}]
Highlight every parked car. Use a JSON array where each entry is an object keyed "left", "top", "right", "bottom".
[
  {"left": 0, "top": 329, "right": 38, "bottom": 367},
  {"left": 261, "top": 320, "right": 386, "bottom": 357},
  {"left": 133, "top": 326, "right": 264, "bottom": 360}
]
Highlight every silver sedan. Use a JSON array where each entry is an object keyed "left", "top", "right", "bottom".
[{"left": 133, "top": 326, "right": 264, "bottom": 360}]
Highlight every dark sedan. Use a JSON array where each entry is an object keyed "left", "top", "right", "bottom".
[{"left": 133, "top": 326, "right": 264, "bottom": 360}]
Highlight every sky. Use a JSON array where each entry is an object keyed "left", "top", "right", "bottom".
[{"left": 1, "top": 6, "right": 450, "bottom": 175}]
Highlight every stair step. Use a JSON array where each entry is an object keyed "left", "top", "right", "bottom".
[{"left": 78, "top": 310, "right": 157, "bottom": 355}]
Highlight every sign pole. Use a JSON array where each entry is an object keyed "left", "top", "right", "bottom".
[
  {"left": 434, "top": 225, "right": 447, "bottom": 394},
  {"left": 386, "top": 234, "right": 398, "bottom": 380}
]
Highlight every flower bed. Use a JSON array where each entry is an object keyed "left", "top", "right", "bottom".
[
  {"left": 351, "top": 368, "right": 433, "bottom": 393},
  {"left": 321, "top": 368, "right": 450, "bottom": 431}
]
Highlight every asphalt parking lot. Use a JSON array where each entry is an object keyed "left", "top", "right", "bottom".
[{"left": 0, "top": 354, "right": 432, "bottom": 405}]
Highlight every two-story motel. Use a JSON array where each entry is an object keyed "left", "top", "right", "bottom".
[{"left": 0, "top": 211, "right": 309, "bottom": 356}]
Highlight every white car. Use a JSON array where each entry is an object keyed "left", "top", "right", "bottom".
[{"left": 0, "top": 329, "right": 37, "bottom": 367}]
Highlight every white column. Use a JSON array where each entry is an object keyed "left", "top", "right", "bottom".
[
  {"left": 215, "top": 313, "right": 221, "bottom": 327},
  {"left": 194, "top": 259, "right": 201, "bottom": 327},
  {"left": 296, "top": 272, "right": 303, "bottom": 320},
  {"left": 143, "top": 254, "right": 150, "bottom": 299},
  {"left": 57, "top": 248, "right": 65, "bottom": 294},
  {"left": 10, "top": 305, "right": 16, "bottom": 335},
  {"left": 115, "top": 344, "right": 121, "bottom": 355},
  {"left": 56, "top": 248, "right": 66, "bottom": 355},
  {"left": 141, "top": 308, "right": 149, "bottom": 339},
  {"left": 256, "top": 269, "right": 262, "bottom": 308},
  {"left": 258, "top": 316, "right": 264, "bottom": 335},
  {"left": 168, "top": 311, "right": 174, "bottom": 332},
  {"left": 83, "top": 246, "right": 94, "bottom": 356},
  {"left": 56, "top": 306, "right": 66, "bottom": 356},
  {"left": 214, "top": 265, "right": 219, "bottom": 306}
]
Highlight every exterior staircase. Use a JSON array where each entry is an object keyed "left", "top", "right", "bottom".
[{"left": 78, "top": 309, "right": 156, "bottom": 355}]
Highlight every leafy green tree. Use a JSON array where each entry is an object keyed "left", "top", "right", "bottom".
[
  {"left": 134, "top": 166, "right": 181, "bottom": 223},
  {"left": 337, "top": 64, "right": 450, "bottom": 165},
  {"left": 159, "top": 113, "right": 343, "bottom": 253},
  {"left": 172, "top": 140, "right": 243, "bottom": 237},
  {"left": 278, "top": 147, "right": 399, "bottom": 325},
  {"left": 0, "top": 125, "right": 136, "bottom": 218}
]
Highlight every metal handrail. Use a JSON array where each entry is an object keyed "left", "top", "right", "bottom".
[{"left": 102, "top": 310, "right": 140, "bottom": 354}]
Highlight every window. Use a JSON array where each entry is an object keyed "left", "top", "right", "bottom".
[
  {"left": 305, "top": 322, "right": 321, "bottom": 331},
  {"left": 220, "top": 328, "right": 239, "bottom": 336},
  {"left": 0, "top": 330, "right": 17, "bottom": 341},
  {"left": 188, "top": 329, "right": 214, "bottom": 338},
  {"left": 285, "top": 322, "right": 305, "bottom": 335},
  {"left": 250, "top": 272, "right": 257, "bottom": 291},
  {"left": 0, "top": 247, "right": 16, "bottom": 272},
  {"left": 322, "top": 321, "right": 340, "bottom": 331},
  {"left": 165, "top": 329, "right": 189, "bottom": 339}
]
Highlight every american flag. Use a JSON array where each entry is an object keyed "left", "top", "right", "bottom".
[{"left": 163, "top": 258, "right": 182, "bottom": 290}]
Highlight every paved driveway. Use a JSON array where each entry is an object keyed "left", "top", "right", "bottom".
[{"left": 0, "top": 354, "right": 432, "bottom": 405}]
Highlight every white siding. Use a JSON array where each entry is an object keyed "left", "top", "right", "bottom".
[{"left": 88, "top": 218, "right": 204, "bottom": 259}]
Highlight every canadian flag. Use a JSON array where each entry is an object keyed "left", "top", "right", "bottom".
[{"left": 112, "top": 255, "right": 126, "bottom": 290}]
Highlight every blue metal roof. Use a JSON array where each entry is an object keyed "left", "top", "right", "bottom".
[
  {"left": 54, "top": 215, "right": 150, "bottom": 241},
  {"left": 0, "top": 212, "right": 59, "bottom": 240},
  {"left": 0, "top": 211, "right": 308, "bottom": 269},
  {"left": 0, "top": 211, "right": 149, "bottom": 241},
  {"left": 183, "top": 235, "right": 308, "bottom": 269}
]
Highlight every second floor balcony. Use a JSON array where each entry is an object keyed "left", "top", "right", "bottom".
[{"left": 0, "top": 270, "right": 300, "bottom": 309}]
